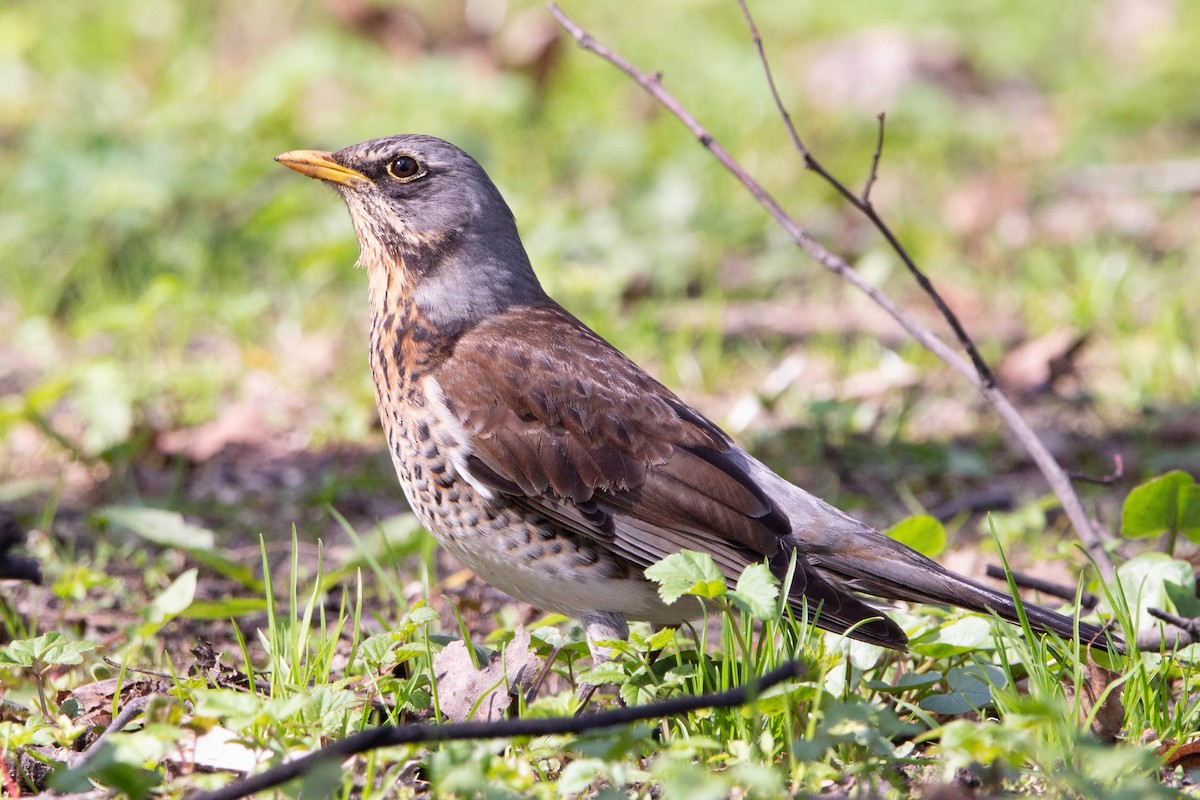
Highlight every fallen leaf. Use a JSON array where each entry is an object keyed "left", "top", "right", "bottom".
[
  {"left": 1160, "top": 738, "right": 1200, "bottom": 773},
  {"left": 1065, "top": 659, "right": 1124, "bottom": 743},
  {"left": 433, "top": 626, "right": 537, "bottom": 722},
  {"left": 62, "top": 678, "right": 169, "bottom": 730}
]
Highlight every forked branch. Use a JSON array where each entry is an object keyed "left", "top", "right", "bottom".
[{"left": 547, "top": 3, "right": 1114, "bottom": 580}]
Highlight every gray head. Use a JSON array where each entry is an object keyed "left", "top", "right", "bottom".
[{"left": 277, "top": 134, "right": 546, "bottom": 327}]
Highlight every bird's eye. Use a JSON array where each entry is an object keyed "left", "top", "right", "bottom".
[{"left": 387, "top": 156, "right": 423, "bottom": 181}]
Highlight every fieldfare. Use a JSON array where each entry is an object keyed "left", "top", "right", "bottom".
[{"left": 277, "top": 135, "right": 1117, "bottom": 660}]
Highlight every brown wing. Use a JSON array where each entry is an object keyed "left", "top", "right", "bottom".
[{"left": 436, "top": 303, "right": 906, "bottom": 647}]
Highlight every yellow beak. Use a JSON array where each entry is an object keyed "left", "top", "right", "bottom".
[{"left": 275, "top": 150, "right": 369, "bottom": 186}]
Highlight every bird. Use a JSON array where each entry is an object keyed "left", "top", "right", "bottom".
[{"left": 276, "top": 134, "right": 1119, "bottom": 663}]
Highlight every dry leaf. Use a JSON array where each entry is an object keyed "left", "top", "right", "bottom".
[
  {"left": 63, "top": 678, "right": 168, "bottom": 730},
  {"left": 433, "top": 626, "right": 537, "bottom": 723},
  {"left": 1065, "top": 658, "right": 1124, "bottom": 743},
  {"left": 1160, "top": 738, "right": 1200, "bottom": 773}
]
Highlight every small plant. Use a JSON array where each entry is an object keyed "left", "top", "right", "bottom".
[
  {"left": 1121, "top": 470, "right": 1200, "bottom": 557},
  {"left": 1115, "top": 470, "right": 1200, "bottom": 632},
  {"left": 0, "top": 633, "right": 98, "bottom": 719}
]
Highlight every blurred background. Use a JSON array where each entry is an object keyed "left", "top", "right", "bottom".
[{"left": 1, "top": 0, "right": 1198, "bottom": 556}]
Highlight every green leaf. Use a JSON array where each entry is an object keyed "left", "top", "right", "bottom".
[
  {"left": 147, "top": 569, "right": 197, "bottom": 622},
  {"left": 401, "top": 605, "right": 441, "bottom": 630},
  {"left": 560, "top": 759, "right": 609, "bottom": 794},
  {"left": 137, "top": 570, "right": 197, "bottom": 639},
  {"left": 356, "top": 633, "right": 399, "bottom": 669},
  {"left": 885, "top": 515, "right": 947, "bottom": 558},
  {"left": 578, "top": 660, "right": 627, "bottom": 687},
  {"left": 646, "top": 626, "right": 678, "bottom": 651},
  {"left": 644, "top": 550, "right": 725, "bottom": 605},
  {"left": 185, "top": 547, "right": 263, "bottom": 592},
  {"left": 182, "top": 597, "right": 268, "bottom": 620},
  {"left": 1115, "top": 552, "right": 1195, "bottom": 625},
  {"left": 918, "top": 665, "right": 1004, "bottom": 716},
  {"left": 97, "top": 505, "right": 215, "bottom": 551},
  {"left": 49, "top": 742, "right": 161, "bottom": 799},
  {"left": 619, "top": 678, "right": 657, "bottom": 707},
  {"left": 1121, "top": 470, "right": 1200, "bottom": 542},
  {"left": 728, "top": 563, "right": 779, "bottom": 620},
  {"left": 1164, "top": 578, "right": 1200, "bottom": 618},
  {"left": 0, "top": 632, "right": 98, "bottom": 668},
  {"left": 663, "top": 664, "right": 697, "bottom": 687},
  {"left": 866, "top": 671, "right": 942, "bottom": 693},
  {"left": 909, "top": 615, "right": 992, "bottom": 658},
  {"left": 190, "top": 688, "right": 266, "bottom": 722}
]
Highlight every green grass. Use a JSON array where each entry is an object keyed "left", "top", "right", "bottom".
[{"left": 3, "top": 521, "right": 1190, "bottom": 798}]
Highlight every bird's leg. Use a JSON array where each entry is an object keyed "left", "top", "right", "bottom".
[{"left": 575, "top": 612, "right": 629, "bottom": 712}]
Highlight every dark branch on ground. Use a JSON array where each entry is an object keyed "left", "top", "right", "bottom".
[
  {"left": 985, "top": 564, "right": 1099, "bottom": 609},
  {"left": 183, "top": 661, "right": 806, "bottom": 800},
  {"left": 982, "top": 564, "right": 1200, "bottom": 650},
  {"left": 1143, "top": 608, "right": 1200, "bottom": 651},
  {"left": 69, "top": 695, "right": 158, "bottom": 772}
]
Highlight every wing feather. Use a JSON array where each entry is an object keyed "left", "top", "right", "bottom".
[{"left": 435, "top": 303, "right": 908, "bottom": 648}]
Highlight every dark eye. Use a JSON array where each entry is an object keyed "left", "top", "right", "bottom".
[{"left": 387, "top": 156, "right": 422, "bottom": 181}]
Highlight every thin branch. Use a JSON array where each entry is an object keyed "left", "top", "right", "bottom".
[
  {"left": 862, "top": 112, "right": 886, "bottom": 205},
  {"left": 736, "top": 0, "right": 811, "bottom": 163},
  {"left": 735, "top": 0, "right": 995, "bottom": 389},
  {"left": 1147, "top": 608, "right": 1200, "bottom": 638},
  {"left": 1141, "top": 607, "right": 1200, "bottom": 651},
  {"left": 183, "top": 661, "right": 806, "bottom": 800},
  {"left": 547, "top": 3, "right": 1114, "bottom": 580},
  {"left": 985, "top": 564, "right": 1099, "bottom": 609}
]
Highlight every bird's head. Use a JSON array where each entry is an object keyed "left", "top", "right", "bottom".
[{"left": 276, "top": 134, "right": 544, "bottom": 325}]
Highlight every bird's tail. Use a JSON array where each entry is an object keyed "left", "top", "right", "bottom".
[
  {"left": 806, "top": 523, "right": 1123, "bottom": 653},
  {"left": 737, "top": 451, "right": 1123, "bottom": 653}
]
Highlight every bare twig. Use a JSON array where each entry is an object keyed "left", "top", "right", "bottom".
[
  {"left": 183, "top": 660, "right": 805, "bottom": 800},
  {"left": 985, "top": 564, "right": 1099, "bottom": 609},
  {"left": 735, "top": 0, "right": 996, "bottom": 389},
  {"left": 101, "top": 656, "right": 172, "bottom": 679},
  {"left": 70, "top": 695, "right": 157, "bottom": 771},
  {"left": 1147, "top": 608, "right": 1200, "bottom": 637},
  {"left": 1141, "top": 607, "right": 1200, "bottom": 651},
  {"left": 547, "top": 3, "right": 1114, "bottom": 580},
  {"left": 862, "top": 112, "right": 886, "bottom": 205},
  {"left": 981, "top": 572, "right": 1200, "bottom": 651}
]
